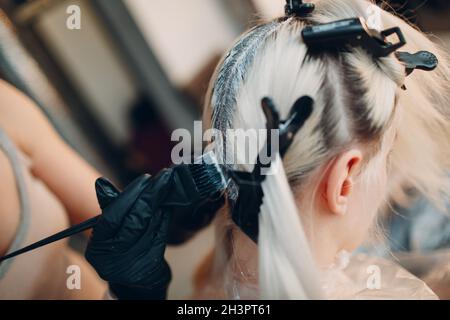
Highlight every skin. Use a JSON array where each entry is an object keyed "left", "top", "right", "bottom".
[
  {"left": 0, "top": 79, "right": 101, "bottom": 256},
  {"left": 0, "top": 148, "right": 21, "bottom": 257}
]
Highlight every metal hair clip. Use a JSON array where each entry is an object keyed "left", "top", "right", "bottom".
[
  {"left": 229, "top": 96, "right": 314, "bottom": 243},
  {"left": 302, "top": 17, "right": 406, "bottom": 57},
  {"left": 285, "top": 0, "right": 315, "bottom": 17}
]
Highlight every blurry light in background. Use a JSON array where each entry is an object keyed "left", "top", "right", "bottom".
[
  {"left": 124, "top": 0, "right": 240, "bottom": 87},
  {"left": 253, "top": 0, "right": 285, "bottom": 19},
  {"left": 35, "top": 0, "right": 136, "bottom": 145}
]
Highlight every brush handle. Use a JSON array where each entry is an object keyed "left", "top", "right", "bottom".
[{"left": 0, "top": 215, "right": 100, "bottom": 263}]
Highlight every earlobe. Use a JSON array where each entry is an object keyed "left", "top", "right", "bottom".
[{"left": 325, "top": 149, "right": 362, "bottom": 216}]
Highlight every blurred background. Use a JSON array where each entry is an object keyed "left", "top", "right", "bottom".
[{"left": 0, "top": 0, "right": 449, "bottom": 299}]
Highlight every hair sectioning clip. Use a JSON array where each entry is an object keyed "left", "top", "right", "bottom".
[
  {"left": 301, "top": 16, "right": 439, "bottom": 78},
  {"left": 302, "top": 17, "right": 406, "bottom": 57},
  {"left": 396, "top": 51, "right": 439, "bottom": 76},
  {"left": 229, "top": 96, "right": 314, "bottom": 243},
  {"left": 285, "top": 0, "right": 315, "bottom": 17}
]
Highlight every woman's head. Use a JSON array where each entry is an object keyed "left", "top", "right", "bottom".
[{"left": 201, "top": 0, "right": 450, "bottom": 298}]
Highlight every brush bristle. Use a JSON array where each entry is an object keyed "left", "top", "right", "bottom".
[{"left": 190, "top": 152, "right": 228, "bottom": 199}]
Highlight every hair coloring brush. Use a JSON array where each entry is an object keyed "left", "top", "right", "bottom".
[{"left": 0, "top": 152, "right": 228, "bottom": 263}]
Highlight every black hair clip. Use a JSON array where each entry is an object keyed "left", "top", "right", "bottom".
[
  {"left": 302, "top": 17, "right": 406, "bottom": 57},
  {"left": 395, "top": 51, "right": 438, "bottom": 76},
  {"left": 285, "top": 0, "right": 315, "bottom": 17},
  {"left": 229, "top": 96, "right": 314, "bottom": 243}
]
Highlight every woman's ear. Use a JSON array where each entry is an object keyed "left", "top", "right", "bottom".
[{"left": 325, "top": 149, "right": 362, "bottom": 216}]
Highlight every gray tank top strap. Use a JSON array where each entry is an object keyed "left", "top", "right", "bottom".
[{"left": 0, "top": 127, "right": 31, "bottom": 279}]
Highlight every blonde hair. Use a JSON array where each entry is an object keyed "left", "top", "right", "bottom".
[{"left": 201, "top": 0, "right": 450, "bottom": 299}]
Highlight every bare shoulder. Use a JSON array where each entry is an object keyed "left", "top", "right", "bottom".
[
  {"left": 0, "top": 79, "right": 39, "bottom": 119},
  {"left": 0, "top": 79, "right": 57, "bottom": 157},
  {"left": 0, "top": 147, "right": 20, "bottom": 256}
]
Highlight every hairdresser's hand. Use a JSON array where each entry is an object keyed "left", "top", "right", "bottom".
[{"left": 85, "top": 174, "right": 172, "bottom": 300}]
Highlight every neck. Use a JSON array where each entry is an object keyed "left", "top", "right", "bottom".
[
  {"left": 224, "top": 218, "right": 342, "bottom": 284},
  {"left": 205, "top": 206, "right": 343, "bottom": 299}
]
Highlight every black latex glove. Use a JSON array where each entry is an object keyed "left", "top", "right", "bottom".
[{"left": 85, "top": 173, "right": 173, "bottom": 300}]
